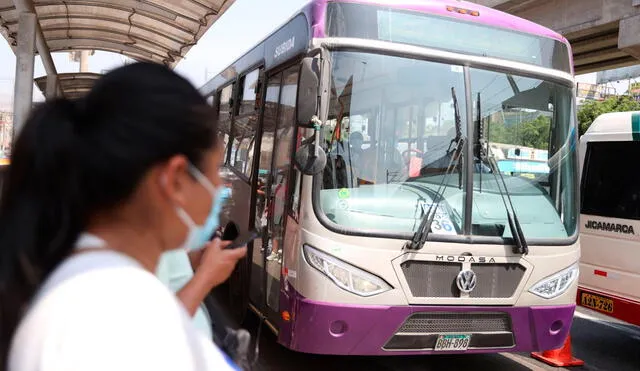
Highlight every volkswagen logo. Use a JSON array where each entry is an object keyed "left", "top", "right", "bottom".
[{"left": 456, "top": 269, "right": 477, "bottom": 293}]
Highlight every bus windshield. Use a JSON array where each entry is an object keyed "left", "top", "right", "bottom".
[{"left": 318, "top": 51, "right": 577, "bottom": 242}]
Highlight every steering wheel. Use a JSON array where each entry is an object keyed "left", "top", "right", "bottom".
[
  {"left": 402, "top": 148, "right": 424, "bottom": 164},
  {"left": 401, "top": 148, "right": 424, "bottom": 177}
]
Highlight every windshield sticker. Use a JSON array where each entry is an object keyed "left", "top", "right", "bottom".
[
  {"left": 338, "top": 188, "right": 351, "bottom": 199},
  {"left": 337, "top": 199, "right": 349, "bottom": 210},
  {"left": 420, "top": 203, "right": 457, "bottom": 235}
]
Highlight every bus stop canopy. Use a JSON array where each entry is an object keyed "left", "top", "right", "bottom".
[
  {"left": 3, "top": 0, "right": 235, "bottom": 142},
  {"left": 34, "top": 72, "right": 100, "bottom": 100},
  {"left": 0, "top": 0, "right": 234, "bottom": 66}
]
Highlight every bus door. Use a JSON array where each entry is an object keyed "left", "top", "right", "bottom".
[
  {"left": 220, "top": 67, "right": 264, "bottom": 322},
  {"left": 249, "top": 72, "right": 280, "bottom": 308},
  {"left": 249, "top": 65, "right": 300, "bottom": 321}
]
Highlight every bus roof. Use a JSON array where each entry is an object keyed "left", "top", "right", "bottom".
[
  {"left": 318, "top": 0, "right": 568, "bottom": 44},
  {"left": 583, "top": 111, "right": 640, "bottom": 141},
  {"left": 200, "top": 0, "right": 572, "bottom": 94}
]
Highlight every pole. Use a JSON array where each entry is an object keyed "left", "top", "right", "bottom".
[
  {"left": 80, "top": 50, "right": 90, "bottom": 72},
  {"left": 13, "top": 0, "right": 61, "bottom": 97},
  {"left": 12, "top": 12, "right": 36, "bottom": 143},
  {"left": 45, "top": 74, "right": 58, "bottom": 101}
]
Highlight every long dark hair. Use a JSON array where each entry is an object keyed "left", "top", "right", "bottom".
[{"left": 0, "top": 62, "right": 217, "bottom": 365}]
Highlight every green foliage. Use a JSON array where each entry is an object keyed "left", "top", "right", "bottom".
[
  {"left": 578, "top": 95, "right": 640, "bottom": 136},
  {"left": 487, "top": 115, "right": 551, "bottom": 150}
]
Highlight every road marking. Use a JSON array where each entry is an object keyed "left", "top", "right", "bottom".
[{"left": 501, "top": 352, "right": 548, "bottom": 370}]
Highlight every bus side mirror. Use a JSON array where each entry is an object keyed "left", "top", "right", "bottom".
[
  {"left": 296, "top": 57, "right": 320, "bottom": 127},
  {"left": 294, "top": 141, "right": 326, "bottom": 175}
]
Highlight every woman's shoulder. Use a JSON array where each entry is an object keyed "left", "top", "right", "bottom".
[
  {"left": 23, "top": 251, "right": 180, "bottom": 325},
  {"left": 44, "top": 250, "right": 170, "bottom": 295},
  {"left": 10, "top": 250, "right": 239, "bottom": 370}
]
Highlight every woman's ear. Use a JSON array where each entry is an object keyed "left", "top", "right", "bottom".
[{"left": 157, "top": 155, "right": 191, "bottom": 208}]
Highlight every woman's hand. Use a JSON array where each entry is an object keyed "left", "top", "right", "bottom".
[{"left": 194, "top": 238, "right": 247, "bottom": 288}]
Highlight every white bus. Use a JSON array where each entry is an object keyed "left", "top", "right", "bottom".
[
  {"left": 203, "top": 0, "right": 581, "bottom": 355},
  {"left": 579, "top": 111, "right": 640, "bottom": 326}
]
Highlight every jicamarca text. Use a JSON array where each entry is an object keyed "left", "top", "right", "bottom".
[{"left": 585, "top": 220, "right": 636, "bottom": 235}]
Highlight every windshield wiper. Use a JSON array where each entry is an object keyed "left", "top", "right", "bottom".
[
  {"left": 406, "top": 87, "right": 465, "bottom": 251},
  {"left": 476, "top": 92, "right": 528, "bottom": 255}
]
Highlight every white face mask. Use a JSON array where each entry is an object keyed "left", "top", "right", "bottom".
[{"left": 173, "top": 164, "right": 230, "bottom": 252}]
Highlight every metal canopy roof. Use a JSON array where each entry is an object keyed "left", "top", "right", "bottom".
[
  {"left": 34, "top": 72, "right": 100, "bottom": 99},
  {"left": 0, "top": 0, "right": 235, "bottom": 66}
]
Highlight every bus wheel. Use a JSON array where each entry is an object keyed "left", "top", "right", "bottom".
[{"left": 228, "top": 255, "right": 250, "bottom": 324}]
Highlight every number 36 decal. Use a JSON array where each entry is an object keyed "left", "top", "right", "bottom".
[{"left": 432, "top": 220, "right": 456, "bottom": 234}]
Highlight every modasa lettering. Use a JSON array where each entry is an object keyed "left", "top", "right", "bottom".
[
  {"left": 274, "top": 37, "right": 295, "bottom": 59},
  {"left": 436, "top": 256, "right": 496, "bottom": 263},
  {"left": 584, "top": 220, "right": 635, "bottom": 235}
]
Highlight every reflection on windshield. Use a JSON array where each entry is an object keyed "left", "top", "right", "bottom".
[
  {"left": 322, "top": 52, "right": 467, "bottom": 185},
  {"left": 318, "top": 51, "right": 577, "bottom": 242},
  {"left": 320, "top": 51, "right": 467, "bottom": 235},
  {"left": 471, "top": 69, "right": 577, "bottom": 239}
]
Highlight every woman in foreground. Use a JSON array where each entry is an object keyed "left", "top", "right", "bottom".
[{"left": 0, "top": 62, "right": 246, "bottom": 370}]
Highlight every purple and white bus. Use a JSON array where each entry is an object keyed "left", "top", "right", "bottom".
[{"left": 201, "top": 0, "right": 580, "bottom": 356}]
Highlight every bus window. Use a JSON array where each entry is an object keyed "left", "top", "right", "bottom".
[
  {"left": 217, "top": 83, "right": 235, "bottom": 163},
  {"left": 582, "top": 141, "right": 640, "bottom": 220},
  {"left": 231, "top": 68, "right": 262, "bottom": 177},
  {"left": 254, "top": 74, "right": 281, "bottom": 234},
  {"left": 270, "top": 67, "right": 298, "bottom": 233}
]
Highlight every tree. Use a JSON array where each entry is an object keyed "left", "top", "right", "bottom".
[
  {"left": 487, "top": 114, "right": 550, "bottom": 150},
  {"left": 578, "top": 95, "right": 640, "bottom": 136}
]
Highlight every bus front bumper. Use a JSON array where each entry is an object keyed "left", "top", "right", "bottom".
[{"left": 278, "top": 291, "right": 576, "bottom": 356}]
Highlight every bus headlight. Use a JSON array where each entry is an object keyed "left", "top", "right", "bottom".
[
  {"left": 303, "top": 244, "right": 392, "bottom": 297},
  {"left": 529, "top": 264, "right": 579, "bottom": 299}
]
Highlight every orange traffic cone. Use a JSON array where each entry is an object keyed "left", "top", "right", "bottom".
[{"left": 531, "top": 335, "right": 584, "bottom": 367}]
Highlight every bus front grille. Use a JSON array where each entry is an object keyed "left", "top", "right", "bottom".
[
  {"left": 398, "top": 312, "right": 511, "bottom": 333},
  {"left": 400, "top": 261, "right": 525, "bottom": 298},
  {"left": 383, "top": 312, "right": 515, "bottom": 351}
]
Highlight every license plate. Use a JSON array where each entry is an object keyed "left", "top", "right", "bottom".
[
  {"left": 581, "top": 292, "right": 614, "bottom": 313},
  {"left": 434, "top": 334, "right": 471, "bottom": 351}
]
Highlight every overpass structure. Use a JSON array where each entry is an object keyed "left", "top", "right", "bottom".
[
  {"left": 470, "top": 0, "right": 640, "bottom": 75},
  {"left": 0, "top": 0, "right": 235, "bottom": 142}
]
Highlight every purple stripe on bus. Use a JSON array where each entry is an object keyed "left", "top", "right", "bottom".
[
  {"left": 310, "top": 0, "right": 571, "bottom": 70},
  {"left": 278, "top": 287, "right": 576, "bottom": 355}
]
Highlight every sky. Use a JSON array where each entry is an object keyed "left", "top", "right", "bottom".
[{"left": 0, "top": 0, "right": 635, "bottom": 111}]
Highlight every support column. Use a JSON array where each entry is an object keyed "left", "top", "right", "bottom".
[
  {"left": 12, "top": 12, "right": 36, "bottom": 143},
  {"left": 619, "top": 14, "right": 640, "bottom": 60},
  {"left": 80, "top": 50, "right": 90, "bottom": 72},
  {"left": 45, "top": 74, "right": 59, "bottom": 101}
]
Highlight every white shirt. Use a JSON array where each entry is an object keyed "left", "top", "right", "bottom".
[{"left": 8, "top": 234, "right": 238, "bottom": 371}]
